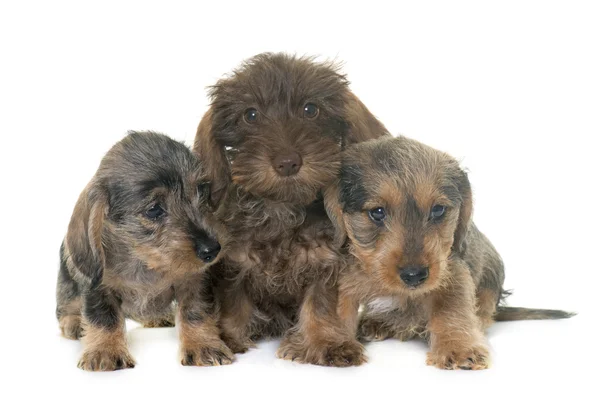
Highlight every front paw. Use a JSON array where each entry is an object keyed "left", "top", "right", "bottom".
[
  {"left": 59, "top": 315, "right": 83, "bottom": 340},
  {"left": 78, "top": 348, "right": 135, "bottom": 371},
  {"left": 426, "top": 344, "right": 490, "bottom": 370},
  {"left": 322, "top": 341, "right": 367, "bottom": 366},
  {"left": 180, "top": 342, "right": 235, "bottom": 366},
  {"left": 277, "top": 334, "right": 366, "bottom": 367}
]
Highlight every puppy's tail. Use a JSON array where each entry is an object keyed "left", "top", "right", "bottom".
[{"left": 494, "top": 306, "right": 576, "bottom": 321}]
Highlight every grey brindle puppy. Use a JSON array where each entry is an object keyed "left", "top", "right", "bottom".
[{"left": 56, "top": 131, "right": 231, "bottom": 371}]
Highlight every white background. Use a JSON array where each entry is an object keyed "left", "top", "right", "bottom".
[{"left": 1, "top": 1, "right": 598, "bottom": 411}]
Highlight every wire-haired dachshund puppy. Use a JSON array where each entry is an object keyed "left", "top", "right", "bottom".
[
  {"left": 325, "top": 135, "right": 574, "bottom": 370},
  {"left": 194, "top": 53, "right": 389, "bottom": 366},
  {"left": 56, "top": 131, "right": 232, "bottom": 371}
]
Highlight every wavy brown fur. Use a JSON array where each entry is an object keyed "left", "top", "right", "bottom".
[{"left": 193, "top": 53, "right": 388, "bottom": 366}]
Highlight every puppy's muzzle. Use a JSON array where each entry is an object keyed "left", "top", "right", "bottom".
[
  {"left": 194, "top": 234, "right": 221, "bottom": 263},
  {"left": 272, "top": 151, "right": 302, "bottom": 176},
  {"left": 398, "top": 266, "right": 429, "bottom": 287}
]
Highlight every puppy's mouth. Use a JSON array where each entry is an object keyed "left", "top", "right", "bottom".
[{"left": 231, "top": 160, "right": 339, "bottom": 205}]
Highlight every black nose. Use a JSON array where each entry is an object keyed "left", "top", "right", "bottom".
[
  {"left": 195, "top": 237, "right": 221, "bottom": 263},
  {"left": 398, "top": 266, "right": 429, "bottom": 287},
  {"left": 272, "top": 152, "right": 303, "bottom": 176}
]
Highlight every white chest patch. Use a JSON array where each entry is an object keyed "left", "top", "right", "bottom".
[{"left": 366, "top": 296, "right": 398, "bottom": 314}]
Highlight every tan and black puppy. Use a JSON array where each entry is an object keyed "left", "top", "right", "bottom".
[
  {"left": 325, "top": 135, "right": 573, "bottom": 370},
  {"left": 194, "top": 53, "right": 388, "bottom": 366},
  {"left": 56, "top": 131, "right": 232, "bottom": 371}
]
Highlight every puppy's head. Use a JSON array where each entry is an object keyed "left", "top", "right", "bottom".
[
  {"left": 65, "top": 131, "right": 226, "bottom": 282},
  {"left": 194, "top": 53, "right": 388, "bottom": 205},
  {"left": 325, "top": 136, "right": 472, "bottom": 296}
]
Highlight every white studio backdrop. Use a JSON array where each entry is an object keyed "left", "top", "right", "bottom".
[{"left": 0, "top": 1, "right": 598, "bottom": 411}]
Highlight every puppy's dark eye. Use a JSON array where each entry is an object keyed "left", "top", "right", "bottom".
[
  {"left": 430, "top": 205, "right": 446, "bottom": 220},
  {"left": 368, "top": 207, "right": 386, "bottom": 224},
  {"left": 303, "top": 103, "right": 319, "bottom": 119},
  {"left": 145, "top": 204, "right": 165, "bottom": 220},
  {"left": 244, "top": 108, "right": 259, "bottom": 124}
]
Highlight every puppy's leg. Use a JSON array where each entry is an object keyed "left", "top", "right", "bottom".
[
  {"left": 58, "top": 297, "right": 83, "bottom": 340},
  {"left": 56, "top": 243, "right": 83, "bottom": 340},
  {"left": 78, "top": 286, "right": 135, "bottom": 371},
  {"left": 176, "top": 275, "right": 234, "bottom": 366},
  {"left": 425, "top": 261, "right": 490, "bottom": 370},
  {"left": 337, "top": 288, "right": 360, "bottom": 337},
  {"left": 476, "top": 288, "right": 500, "bottom": 330},
  {"left": 219, "top": 284, "right": 256, "bottom": 354},
  {"left": 277, "top": 280, "right": 366, "bottom": 367}
]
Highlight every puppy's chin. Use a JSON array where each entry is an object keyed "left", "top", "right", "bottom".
[
  {"left": 257, "top": 183, "right": 320, "bottom": 204},
  {"left": 236, "top": 176, "right": 320, "bottom": 204}
]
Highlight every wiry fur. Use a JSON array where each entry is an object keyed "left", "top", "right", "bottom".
[
  {"left": 56, "top": 131, "right": 232, "bottom": 371},
  {"left": 325, "top": 135, "right": 574, "bottom": 370},
  {"left": 193, "top": 53, "right": 388, "bottom": 366}
]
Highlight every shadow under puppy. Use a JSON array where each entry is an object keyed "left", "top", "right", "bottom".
[
  {"left": 325, "top": 135, "right": 574, "bottom": 370},
  {"left": 194, "top": 53, "right": 389, "bottom": 365},
  {"left": 56, "top": 131, "right": 232, "bottom": 371}
]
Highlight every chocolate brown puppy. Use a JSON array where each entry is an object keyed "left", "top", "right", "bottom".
[
  {"left": 194, "top": 53, "right": 388, "bottom": 366},
  {"left": 56, "top": 131, "right": 232, "bottom": 371},
  {"left": 325, "top": 135, "right": 574, "bottom": 370}
]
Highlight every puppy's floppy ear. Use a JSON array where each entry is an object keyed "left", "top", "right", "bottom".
[
  {"left": 452, "top": 169, "right": 473, "bottom": 256},
  {"left": 65, "top": 180, "right": 108, "bottom": 286},
  {"left": 324, "top": 182, "right": 348, "bottom": 248},
  {"left": 343, "top": 91, "right": 389, "bottom": 146},
  {"left": 193, "top": 108, "right": 231, "bottom": 206}
]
